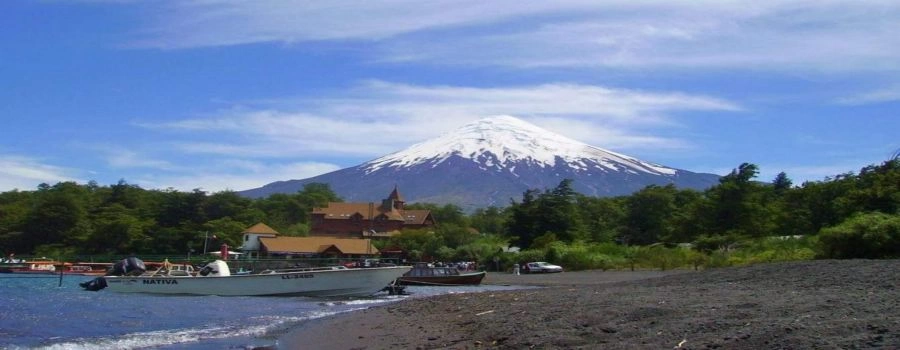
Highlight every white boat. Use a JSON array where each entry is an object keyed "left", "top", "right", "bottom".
[{"left": 97, "top": 260, "right": 412, "bottom": 298}]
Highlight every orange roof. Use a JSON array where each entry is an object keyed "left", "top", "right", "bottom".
[
  {"left": 379, "top": 208, "right": 404, "bottom": 221},
  {"left": 243, "top": 222, "right": 280, "bottom": 235},
  {"left": 313, "top": 203, "right": 375, "bottom": 219},
  {"left": 313, "top": 202, "right": 414, "bottom": 222},
  {"left": 402, "top": 210, "right": 432, "bottom": 225},
  {"left": 259, "top": 236, "right": 378, "bottom": 255}
]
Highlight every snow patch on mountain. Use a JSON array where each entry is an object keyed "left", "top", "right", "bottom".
[{"left": 364, "top": 115, "right": 676, "bottom": 176}]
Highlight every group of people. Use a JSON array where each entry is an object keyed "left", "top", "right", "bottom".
[
  {"left": 431, "top": 261, "right": 478, "bottom": 271},
  {"left": 1, "top": 254, "right": 24, "bottom": 263}
]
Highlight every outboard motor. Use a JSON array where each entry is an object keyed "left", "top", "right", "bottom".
[
  {"left": 109, "top": 257, "right": 146, "bottom": 276},
  {"left": 79, "top": 277, "right": 107, "bottom": 291},
  {"left": 198, "top": 260, "right": 231, "bottom": 277},
  {"left": 82, "top": 257, "right": 146, "bottom": 292}
]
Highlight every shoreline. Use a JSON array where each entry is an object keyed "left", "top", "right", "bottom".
[{"left": 276, "top": 260, "right": 898, "bottom": 349}]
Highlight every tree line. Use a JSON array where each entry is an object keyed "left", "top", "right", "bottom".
[
  {"left": 1, "top": 160, "right": 897, "bottom": 266},
  {"left": 0, "top": 181, "right": 340, "bottom": 258}
]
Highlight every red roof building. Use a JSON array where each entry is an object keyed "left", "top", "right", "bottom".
[{"left": 310, "top": 186, "right": 435, "bottom": 238}]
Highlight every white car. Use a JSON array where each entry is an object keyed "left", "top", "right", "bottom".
[{"left": 524, "top": 261, "right": 563, "bottom": 274}]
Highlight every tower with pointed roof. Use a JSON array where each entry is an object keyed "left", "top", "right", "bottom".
[{"left": 382, "top": 185, "right": 405, "bottom": 211}]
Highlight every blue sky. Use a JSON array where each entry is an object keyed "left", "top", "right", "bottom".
[{"left": 2, "top": 1, "right": 898, "bottom": 193}]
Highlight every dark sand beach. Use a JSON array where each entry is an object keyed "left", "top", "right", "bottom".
[{"left": 279, "top": 260, "right": 898, "bottom": 349}]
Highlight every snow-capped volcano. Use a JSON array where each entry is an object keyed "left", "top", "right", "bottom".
[
  {"left": 364, "top": 115, "right": 676, "bottom": 176},
  {"left": 240, "top": 116, "right": 719, "bottom": 210}
]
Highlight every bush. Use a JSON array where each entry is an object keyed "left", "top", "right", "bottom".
[
  {"left": 590, "top": 253, "right": 622, "bottom": 271},
  {"left": 706, "top": 250, "right": 731, "bottom": 268},
  {"left": 818, "top": 212, "right": 900, "bottom": 258},
  {"left": 694, "top": 233, "right": 741, "bottom": 253},
  {"left": 730, "top": 236, "right": 818, "bottom": 264},
  {"left": 514, "top": 249, "right": 547, "bottom": 266}
]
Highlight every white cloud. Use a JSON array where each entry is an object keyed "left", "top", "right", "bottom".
[
  {"left": 131, "top": 160, "right": 342, "bottom": 193},
  {"left": 128, "top": 1, "right": 900, "bottom": 73},
  {"left": 140, "top": 81, "right": 738, "bottom": 158},
  {"left": 381, "top": 5, "right": 900, "bottom": 73},
  {"left": 106, "top": 149, "right": 179, "bottom": 170},
  {"left": 836, "top": 86, "right": 900, "bottom": 105},
  {"left": 0, "top": 155, "right": 80, "bottom": 191},
  {"left": 131, "top": 1, "right": 582, "bottom": 48}
]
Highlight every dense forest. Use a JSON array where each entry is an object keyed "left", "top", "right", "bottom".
[{"left": 1, "top": 160, "right": 897, "bottom": 270}]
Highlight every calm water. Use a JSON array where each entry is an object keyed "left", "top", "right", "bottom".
[{"left": 0, "top": 274, "right": 527, "bottom": 349}]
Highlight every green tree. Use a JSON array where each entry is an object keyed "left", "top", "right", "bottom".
[
  {"left": 470, "top": 206, "right": 507, "bottom": 235},
  {"left": 203, "top": 217, "right": 250, "bottom": 248},
  {"left": 506, "top": 189, "right": 541, "bottom": 248},
  {"left": 22, "top": 182, "right": 92, "bottom": 252},
  {"left": 386, "top": 228, "right": 442, "bottom": 260},
  {"left": 577, "top": 195, "right": 626, "bottom": 244},
  {"left": 664, "top": 189, "right": 705, "bottom": 243},
  {"left": 772, "top": 172, "right": 793, "bottom": 194},
  {"left": 848, "top": 160, "right": 900, "bottom": 214},
  {"left": 87, "top": 203, "right": 153, "bottom": 254},
  {"left": 536, "top": 179, "right": 586, "bottom": 242},
  {"left": 156, "top": 188, "right": 208, "bottom": 228},
  {"left": 703, "top": 163, "right": 772, "bottom": 238},
  {"left": 253, "top": 183, "right": 340, "bottom": 230},
  {"left": 0, "top": 190, "right": 33, "bottom": 254},
  {"left": 792, "top": 174, "right": 857, "bottom": 234},
  {"left": 622, "top": 185, "right": 676, "bottom": 245},
  {"left": 506, "top": 179, "right": 587, "bottom": 248},
  {"left": 204, "top": 191, "right": 254, "bottom": 222},
  {"left": 437, "top": 223, "right": 477, "bottom": 248}
]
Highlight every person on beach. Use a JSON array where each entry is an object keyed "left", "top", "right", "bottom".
[{"left": 513, "top": 263, "right": 520, "bottom": 275}]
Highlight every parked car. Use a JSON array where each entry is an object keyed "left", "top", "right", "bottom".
[{"left": 523, "top": 261, "right": 563, "bottom": 274}]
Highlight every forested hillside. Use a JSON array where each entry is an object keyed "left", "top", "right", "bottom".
[
  {"left": 0, "top": 182, "right": 340, "bottom": 258},
  {"left": 1, "top": 160, "right": 897, "bottom": 264}
]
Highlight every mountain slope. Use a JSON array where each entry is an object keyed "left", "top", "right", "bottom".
[{"left": 240, "top": 116, "right": 719, "bottom": 209}]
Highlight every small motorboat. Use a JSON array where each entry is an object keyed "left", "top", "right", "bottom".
[
  {"left": 395, "top": 262, "right": 486, "bottom": 286},
  {"left": 0, "top": 258, "right": 59, "bottom": 275}
]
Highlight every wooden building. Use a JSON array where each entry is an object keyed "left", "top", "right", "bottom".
[
  {"left": 238, "top": 222, "right": 379, "bottom": 259},
  {"left": 310, "top": 186, "right": 435, "bottom": 238},
  {"left": 259, "top": 236, "right": 377, "bottom": 258},
  {"left": 238, "top": 222, "right": 280, "bottom": 259}
]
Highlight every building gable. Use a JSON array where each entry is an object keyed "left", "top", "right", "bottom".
[{"left": 243, "top": 222, "right": 280, "bottom": 235}]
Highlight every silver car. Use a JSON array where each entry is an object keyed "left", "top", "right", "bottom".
[{"left": 524, "top": 261, "right": 563, "bottom": 273}]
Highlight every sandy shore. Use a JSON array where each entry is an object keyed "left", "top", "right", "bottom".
[{"left": 278, "top": 260, "right": 898, "bottom": 349}]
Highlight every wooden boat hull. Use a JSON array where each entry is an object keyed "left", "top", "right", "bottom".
[
  {"left": 0, "top": 263, "right": 28, "bottom": 273},
  {"left": 102, "top": 265, "right": 412, "bottom": 297},
  {"left": 396, "top": 271, "right": 486, "bottom": 286}
]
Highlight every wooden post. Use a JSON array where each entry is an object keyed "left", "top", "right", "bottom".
[{"left": 58, "top": 264, "right": 64, "bottom": 287}]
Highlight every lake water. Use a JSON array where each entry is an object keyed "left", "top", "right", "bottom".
[{"left": 0, "top": 274, "right": 527, "bottom": 349}]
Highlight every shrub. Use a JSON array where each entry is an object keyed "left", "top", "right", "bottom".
[
  {"left": 591, "top": 253, "right": 623, "bottom": 270},
  {"left": 693, "top": 233, "right": 744, "bottom": 253},
  {"left": 818, "top": 212, "right": 900, "bottom": 258},
  {"left": 706, "top": 250, "right": 731, "bottom": 268}
]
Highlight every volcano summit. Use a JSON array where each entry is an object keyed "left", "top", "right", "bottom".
[{"left": 240, "top": 116, "right": 719, "bottom": 209}]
